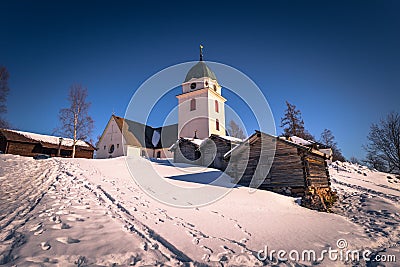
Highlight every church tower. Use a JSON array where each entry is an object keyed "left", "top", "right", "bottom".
[{"left": 177, "top": 46, "right": 226, "bottom": 140}]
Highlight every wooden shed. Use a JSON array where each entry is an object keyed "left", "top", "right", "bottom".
[
  {"left": 170, "top": 137, "right": 203, "bottom": 165},
  {"left": 199, "top": 134, "right": 242, "bottom": 170},
  {"left": 0, "top": 128, "right": 95, "bottom": 159},
  {"left": 224, "top": 131, "right": 332, "bottom": 196}
]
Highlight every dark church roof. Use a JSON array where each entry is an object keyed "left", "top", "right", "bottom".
[
  {"left": 184, "top": 61, "right": 217, "bottom": 82},
  {"left": 112, "top": 115, "right": 178, "bottom": 149}
]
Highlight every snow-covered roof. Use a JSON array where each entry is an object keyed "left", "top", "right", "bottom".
[
  {"left": 287, "top": 136, "right": 313, "bottom": 146},
  {"left": 4, "top": 129, "right": 90, "bottom": 147},
  {"left": 182, "top": 137, "right": 205, "bottom": 146},
  {"left": 223, "top": 134, "right": 256, "bottom": 159},
  {"left": 168, "top": 137, "right": 206, "bottom": 151},
  {"left": 218, "top": 135, "right": 243, "bottom": 143},
  {"left": 224, "top": 131, "right": 332, "bottom": 160}
]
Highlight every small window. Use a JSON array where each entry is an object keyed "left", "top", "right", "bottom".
[
  {"left": 103, "top": 145, "right": 106, "bottom": 150},
  {"left": 109, "top": 144, "right": 115, "bottom": 154},
  {"left": 157, "top": 151, "right": 161, "bottom": 158},
  {"left": 213, "top": 84, "right": 217, "bottom": 91},
  {"left": 117, "top": 144, "right": 119, "bottom": 149},
  {"left": 205, "top": 81, "right": 209, "bottom": 87},
  {"left": 216, "top": 119, "right": 220, "bottom": 131},
  {"left": 190, "top": 98, "right": 196, "bottom": 111},
  {"left": 141, "top": 150, "right": 146, "bottom": 157},
  {"left": 215, "top": 100, "right": 219, "bottom": 113},
  {"left": 190, "top": 83, "right": 196, "bottom": 90}
]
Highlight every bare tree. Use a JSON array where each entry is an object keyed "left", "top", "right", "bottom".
[
  {"left": 363, "top": 150, "right": 388, "bottom": 172},
  {"left": 0, "top": 66, "right": 10, "bottom": 128},
  {"left": 364, "top": 111, "right": 400, "bottom": 174},
  {"left": 227, "top": 120, "right": 246, "bottom": 139},
  {"left": 281, "top": 101, "right": 314, "bottom": 140},
  {"left": 320, "top": 128, "right": 345, "bottom": 162},
  {"left": 349, "top": 156, "right": 360, "bottom": 165},
  {"left": 59, "top": 84, "right": 94, "bottom": 158}
]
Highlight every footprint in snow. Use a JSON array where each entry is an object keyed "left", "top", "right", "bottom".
[
  {"left": 40, "top": 241, "right": 51, "bottom": 250},
  {"left": 51, "top": 222, "right": 71, "bottom": 230},
  {"left": 234, "top": 223, "right": 242, "bottom": 229},
  {"left": 29, "top": 223, "right": 42, "bottom": 232},
  {"left": 201, "top": 245, "right": 213, "bottom": 253},
  {"left": 34, "top": 228, "right": 44, "bottom": 236},
  {"left": 186, "top": 230, "right": 196, "bottom": 237},
  {"left": 56, "top": 236, "right": 80, "bottom": 244}
]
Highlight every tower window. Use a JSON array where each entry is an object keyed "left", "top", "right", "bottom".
[
  {"left": 104, "top": 145, "right": 106, "bottom": 150},
  {"left": 216, "top": 119, "right": 220, "bottom": 131},
  {"left": 213, "top": 85, "right": 217, "bottom": 91},
  {"left": 190, "top": 83, "right": 196, "bottom": 90},
  {"left": 215, "top": 100, "right": 219, "bottom": 113},
  {"left": 190, "top": 98, "right": 196, "bottom": 111}
]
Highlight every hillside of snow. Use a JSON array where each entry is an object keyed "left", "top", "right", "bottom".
[{"left": 0, "top": 155, "right": 399, "bottom": 266}]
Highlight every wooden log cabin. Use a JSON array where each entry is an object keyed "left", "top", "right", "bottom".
[
  {"left": 199, "top": 134, "right": 242, "bottom": 170},
  {"left": 170, "top": 137, "right": 203, "bottom": 165},
  {"left": 0, "top": 128, "right": 95, "bottom": 158},
  {"left": 170, "top": 135, "right": 243, "bottom": 168},
  {"left": 224, "top": 131, "right": 332, "bottom": 196}
]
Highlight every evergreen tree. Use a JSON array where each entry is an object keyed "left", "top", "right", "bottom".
[{"left": 280, "top": 101, "right": 314, "bottom": 140}]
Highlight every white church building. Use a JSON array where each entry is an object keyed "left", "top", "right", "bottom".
[{"left": 96, "top": 47, "right": 231, "bottom": 159}]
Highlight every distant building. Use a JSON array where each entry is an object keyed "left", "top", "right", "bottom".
[
  {"left": 96, "top": 115, "right": 177, "bottom": 159},
  {"left": 0, "top": 128, "right": 95, "bottom": 158}
]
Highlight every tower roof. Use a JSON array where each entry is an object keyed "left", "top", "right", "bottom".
[{"left": 184, "top": 61, "right": 217, "bottom": 82}]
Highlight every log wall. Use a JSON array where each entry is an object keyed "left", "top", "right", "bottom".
[
  {"left": 200, "top": 137, "right": 236, "bottom": 170},
  {"left": 226, "top": 134, "right": 330, "bottom": 196},
  {"left": 173, "top": 141, "right": 202, "bottom": 165}
]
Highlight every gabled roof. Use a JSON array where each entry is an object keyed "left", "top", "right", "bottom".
[
  {"left": 0, "top": 128, "right": 94, "bottom": 150},
  {"left": 102, "top": 115, "right": 178, "bottom": 149},
  {"left": 169, "top": 137, "right": 205, "bottom": 151},
  {"left": 199, "top": 134, "right": 243, "bottom": 149},
  {"left": 224, "top": 131, "right": 331, "bottom": 160}
]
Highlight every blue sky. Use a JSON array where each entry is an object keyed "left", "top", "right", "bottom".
[{"left": 1, "top": 0, "right": 399, "bottom": 159}]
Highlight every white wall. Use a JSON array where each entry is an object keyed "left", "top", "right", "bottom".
[
  {"left": 178, "top": 77, "right": 226, "bottom": 140},
  {"left": 208, "top": 91, "right": 226, "bottom": 136},
  {"left": 177, "top": 89, "right": 210, "bottom": 139},
  {"left": 96, "top": 117, "right": 125, "bottom": 159}
]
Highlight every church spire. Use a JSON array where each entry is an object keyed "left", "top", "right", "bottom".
[{"left": 199, "top": 44, "right": 204, "bottom": 61}]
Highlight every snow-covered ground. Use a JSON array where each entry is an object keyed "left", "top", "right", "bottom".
[{"left": 0, "top": 155, "right": 399, "bottom": 266}]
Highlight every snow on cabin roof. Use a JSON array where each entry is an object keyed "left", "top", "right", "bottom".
[
  {"left": 218, "top": 135, "right": 243, "bottom": 143},
  {"left": 224, "top": 131, "right": 331, "bottom": 160},
  {"left": 182, "top": 137, "right": 205, "bottom": 146},
  {"left": 223, "top": 133, "right": 256, "bottom": 158},
  {"left": 168, "top": 137, "right": 205, "bottom": 151},
  {"left": 1, "top": 129, "right": 90, "bottom": 148},
  {"left": 286, "top": 136, "right": 313, "bottom": 146}
]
